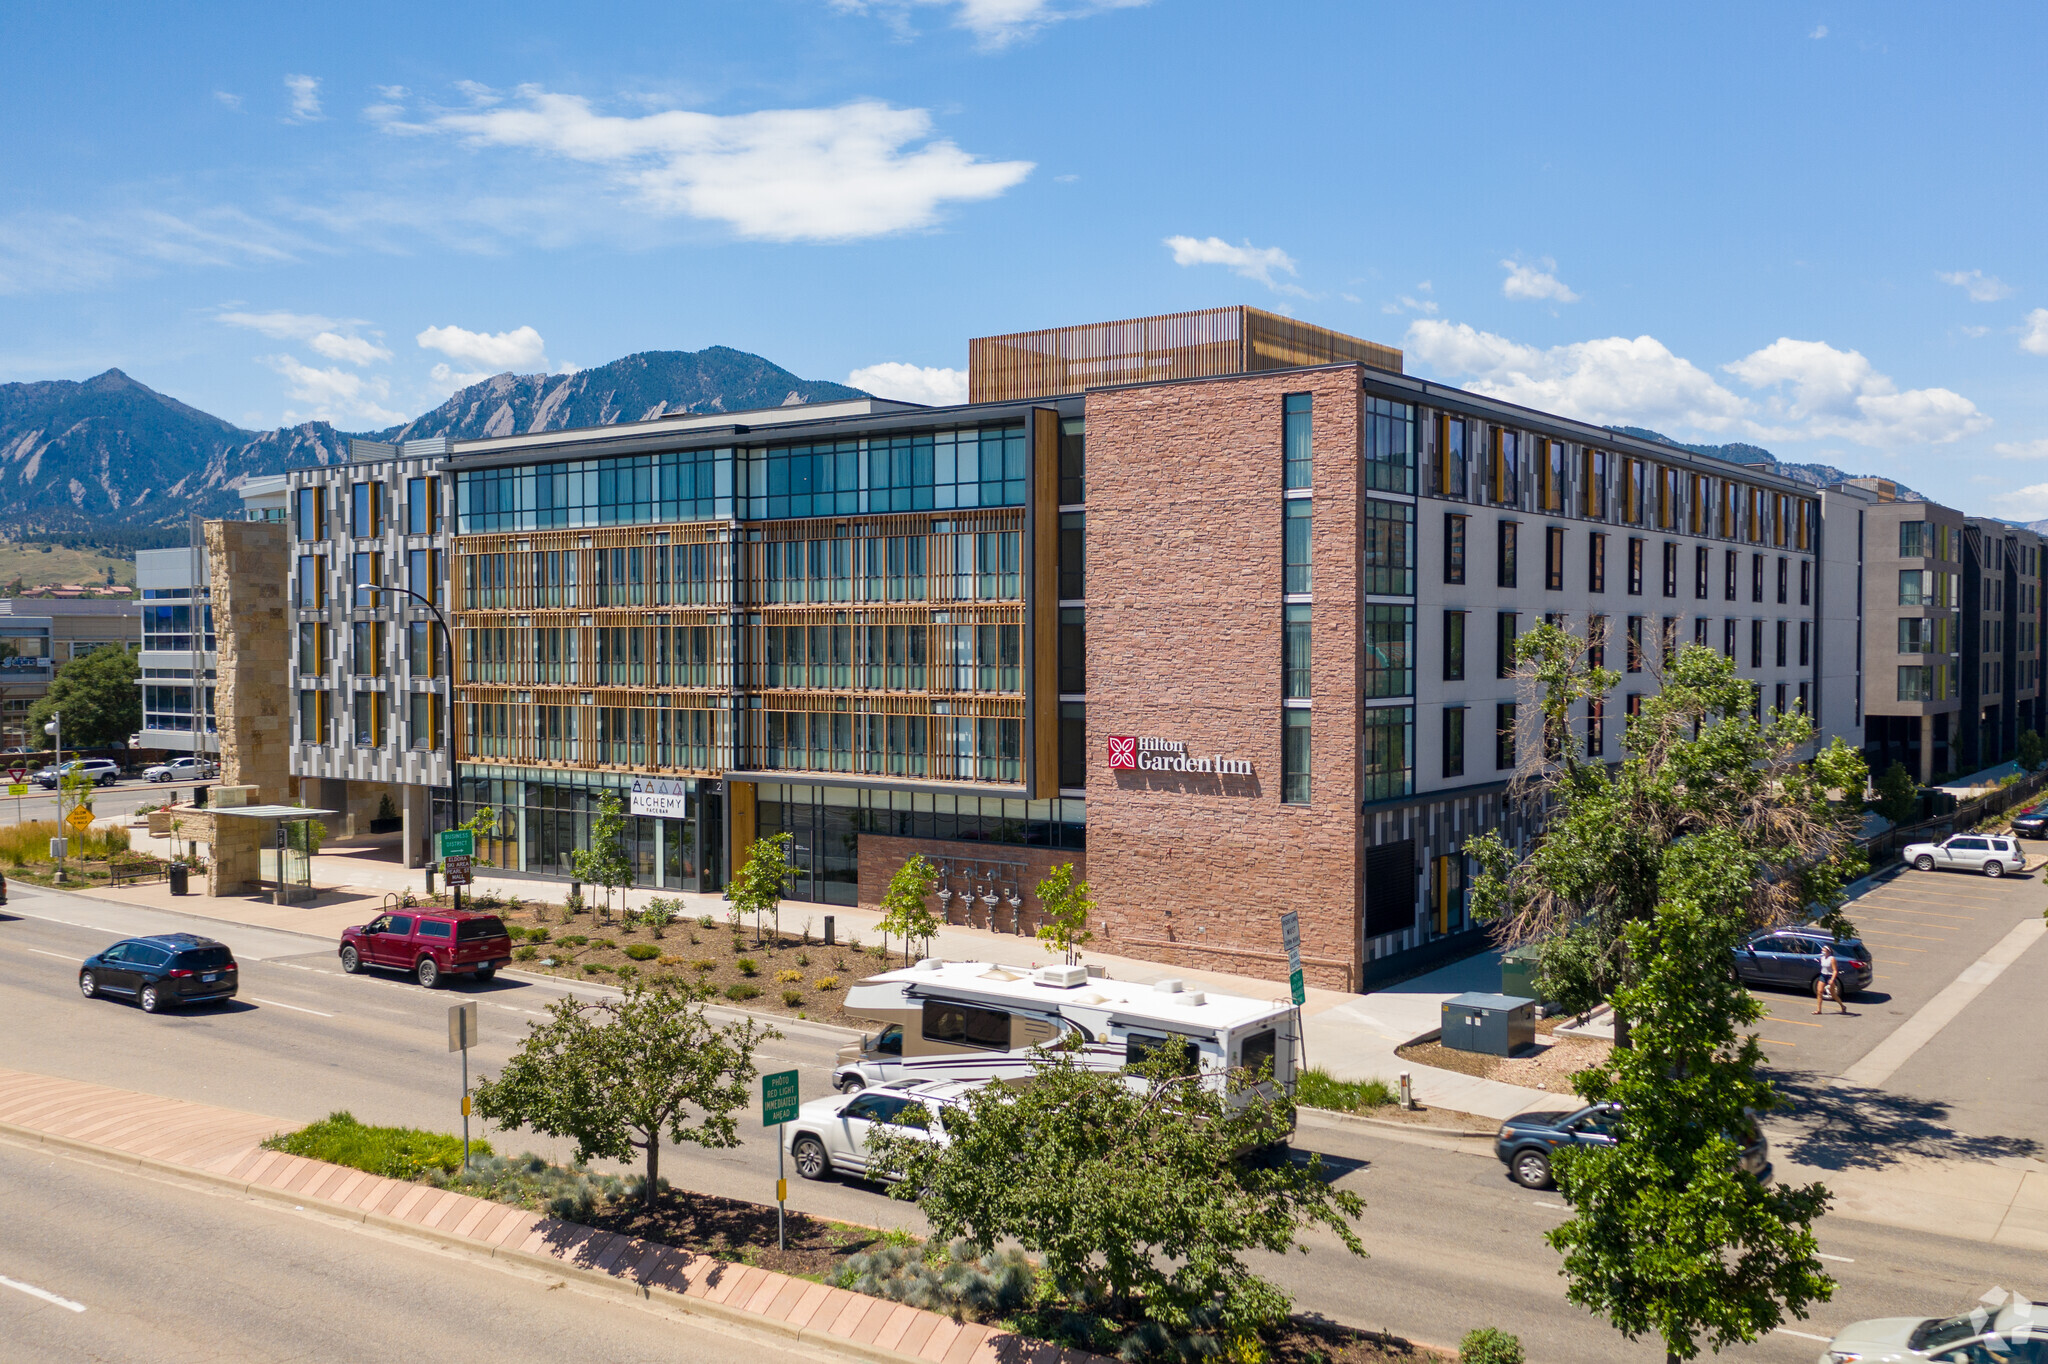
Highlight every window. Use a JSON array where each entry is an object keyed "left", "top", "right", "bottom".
[
  {"left": 1061, "top": 607, "right": 1087, "bottom": 694},
  {"left": 1059, "top": 417, "right": 1085, "bottom": 504},
  {"left": 1623, "top": 458, "right": 1646, "bottom": 524},
  {"left": 408, "top": 548, "right": 440, "bottom": 607},
  {"left": 1751, "top": 619, "right": 1764, "bottom": 669},
  {"left": 1125, "top": 1033, "right": 1201, "bottom": 1074},
  {"left": 1497, "top": 610, "right": 1519, "bottom": 678},
  {"left": 1281, "top": 604, "right": 1312, "bottom": 699},
  {"left": 1724, "top": 618, "right": 1737, "bottom": 658},
  {"left": 407, "top": 477, "right": 437, "bottom": 535},
  {"left": 1238, "top": 1029, "right": 1278, "bottom": 1075},
  {"left": 1776, "top": 620, "right": 1788, "bottom": 668},
  {"left": 409, "top": 693, "right": 441, "bottom": 750},
  {"left": 408, "top": 620, "right": 439, "bottom": 674},
  {"left": 1363, "top": 397, "right": 1415, "bottom": 494},
  {"left": 1695, "top": 545, "right": 1710, "bottom": 599},
  {"left": 1583, "top": 448, "right": 1608, "bottom": 518},
  {"left": 1443, "top": 610, "right": 1466, "bottom": 681},
  {"left": 1899, "top": 570, "right": 1927, "bottom": 606},
  {"left": 1626, "top": 616, "right": 1644, "bottom": 673},
  {"left": 1752, "top": 553, "right": 1765, "bottom": 603},
  {"left": 1497, "top": 520, "right": 1518, "bottom": 588},
  {"left": 1363, "top": 500, "right": 1415, "bottom": 595},
  {"left": 1360, "top": 705, "right": 1413, "bottom": 801},
  {"left": 1362, "top": 607, "right": 1414, "bottom": 698},
  {"left": 1588, "top": 533, "right": 1606, "bottom": 592},
  {"left": 1541, "top": 439, "right": 1565, "bottom": 511},
  {"left": 1492, "top": 429, "right": 1518, "bottom": 504},
  {"left": 1777, "top": 556, "right": 1788, "bottom": 605},
  {"left": 1059, "top": 511, "right": 1084, "bottom": 599},
  {"left": 1545, "top": 526, "right": 1565, "bottom": 590},
  {"left": 1444, "top": 514, "right": 1467, "bottom": 584},
  {"left": 1587, "top": 695, "right": 1605, "bottom": 757},
  {"left": 297, "top": 689, "right": 328, "bottom": 744},
  {"left": 297, "top": 622, "right": 325, "bottom": 675},
  {"left": 1775, "top": 682, "right": 1788, "bottom": 716},
  {"left": 1588, "top": 614, "right": 1607, "bottom": 668},
  {"left": 1695, "top": 617, "right": 1709, "bottom": 646},
  {"left": 1495, "top": 702, "right": 1517, "bottom": 770},
  {"left": 1725, "top": 550, "right": 1738, "bottom": 601},
  {"left": 1662, "top": 616, "right": 1678, "bottom": 667},
  {"left": 1058, "top": 701, "right": 1086, "bottom": 789},
  {"left": 350, "top": 621, "right": 384, "bottom": 676},
  {"left": 1442, "top": 705, "right": 1466, "bottom": 777},
  {"left": 1438, "top": 415, "right": 1467, "bottom": 497},
  {"left": 352, "top": 689, "right": 385, "bottom": 746},
  {"left": 1283, "top": 393, "right": 1313, "bottom": 489},
  {"left": 1899, "top": 666, "right": 1934, "bottom": 702},
  {"left": 923, "top": 1000, "right": 1010, "bottom": 1050},
  {"left": 351, "top": 551, "right": 381, "bottom": 609},
  {"left": 350, "top": 482, "right": 381, "bottom": 538},
  {"left": 1282, "top": 710, "right": 1311, "bottom": 804},
  {"left": 297, "top": 554, "right": 325, "bottom": 608},
  {"left": 1283, "top": 501, "right": 1311, "bottom": 595},
  {"left": 1658, "top": 465, "right": 1680, "bottom": 529},
  {"left": 1627, "top": 537, "right": 1644, "bottom": 595},
  {"left": 1662, "top": 541, "right": 1678, "bottom": 598}
]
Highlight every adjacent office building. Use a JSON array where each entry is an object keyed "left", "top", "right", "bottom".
[{"left": 0, "top": 599, "right": 142, "bottom": 749}]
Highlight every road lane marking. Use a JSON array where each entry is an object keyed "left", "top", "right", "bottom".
[
  {"left": 1775, "top": 1327, "right": 1829, "bottom": 1341},
  {"left": 0, "top": 1274, "right": 85, "bottom": 1313},
  {"left": 26, "top": 949, "right": 74, "bottom": 961},
  {"left": 246, "top": 997, "right": 334, "bottom": 1017},
  {"left": 1816, "top": 1253, "right": 1854, "bottom": 1262},
  {"left": 1840, "top": 916, "right": 2047, "bottom": 1089},
  {"left": 1761, "top": 1014, "right": 1823, "bottom": 1028},
  {"left": 1757, "top": 1037, "right": 1798, "bottom": 1047},
  {"left": 1860, "top": 928, "right": 1949, "bottom": 943}
]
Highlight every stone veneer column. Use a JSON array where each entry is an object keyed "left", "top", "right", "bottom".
[{"left": 204, "top": 520, "right": 292, "bottom": 804}]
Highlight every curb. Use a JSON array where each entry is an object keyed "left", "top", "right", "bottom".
[
  {"left": 1297, "top": 1106, "right": 1497, "bottom": 1140},
  {"left": 0, "top": 1118, "right": 998, "bottom": 1364}
]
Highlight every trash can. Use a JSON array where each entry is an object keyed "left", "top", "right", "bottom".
[
  {"left": 1440, "top": 992, "right": 1537, "bottom": 1056},
  {"left": 1500, "top": 945, "right": 1547, "bottom": 1005},
  {"left": 168, "top": 863, "right": 189, "bottom": 896}
]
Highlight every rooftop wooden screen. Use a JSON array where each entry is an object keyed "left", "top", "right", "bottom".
[{"left": 967, "top": 305, "right": 1403, "bottom": 403}]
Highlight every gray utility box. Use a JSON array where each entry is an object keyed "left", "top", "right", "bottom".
[{"left": 1441, "top": 992, "right": 1538, "bottom": 1056}]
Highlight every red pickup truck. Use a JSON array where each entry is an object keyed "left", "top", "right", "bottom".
[{"left": 338, "top": 910, "right": 512, "bottom": 988}]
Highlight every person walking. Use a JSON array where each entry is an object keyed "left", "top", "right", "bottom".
[{"left": 1814, "top": 942, "right": 1847, "bottom": 1014}]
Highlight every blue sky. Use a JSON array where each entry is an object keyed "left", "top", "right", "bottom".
[{"left": 4, "top": 1, "right": 2047, "bottom": 517}]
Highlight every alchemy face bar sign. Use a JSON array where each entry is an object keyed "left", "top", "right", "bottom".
[
  {"left": 629, "top": 777, "right": 692, "bottom": 818},
  {"left": 1106, "top": 736, "right": 1252, "bottom": 776}
]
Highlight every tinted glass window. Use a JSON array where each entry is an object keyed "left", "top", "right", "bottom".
[
  {"left": 843, "top": 1094, "right": 895, "bottom": 1121},
  {"left": 922, "top": 1001, "right": 1010, "bottom": 1050},
  {"left": 1125, "top": 1032, "right": 1201, "bottom": 1074},
  {"left": 383, "top": 915, "right": 414, "bottom": 935},
  {"left": 416, "top": 921, "right": 453, "bottom": 939},
  {"left": 455, "top": 917, "right": 506, "bottom": 942},
  {"left": 101, "top": 943, "right": 131, "bottom": 962},
  {"left": 1239, "top": 1029, "right": 1277, "bottom": 1076},
  {"left": 132, "top": 946, "right": 171, "bottom": 968},
  {"left": 1952, "top": 837, "right": 1988, "bottom": 850},
  {"left": 173, "top": 947, "right": 233, "bottom": 970}
]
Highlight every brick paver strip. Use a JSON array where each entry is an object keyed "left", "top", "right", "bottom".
[
  {"left": 711, "top": 1265, "right": 766, "bottom": 1307},
  {"left": 944, "top": 1322, "right": 993, "bottom": 1364},
  {"left": 389, "top": 1184, "right": 432, "bottom": 1220},
  {"left": 850, "top": 1298, "right": 897, "bottom": 1345},
  {"left": 762, "top": 1275, "right": 809, "bottom": 1322},
  {"left": 828, "top": 1288, "right": 876, "bottom": 1335},
  {"left": 744, "top": 1271, "right": 791, "bottom": 1316},
  {"left": 919, "top": 1318, "right": 962, "bottom": 1362},
  {"left": 785, "top": 1281, "right": 833, "bottom": 1329},
  {"left": 895, "top": 1313, "right": 941, "bottom": 1358},
  {"left": 489, "top": 1211, "right": 540, "bottom": 1249},
  {"left": 418, "top": 1190, "right": 467, "bottom": 1229},
  {"left": 875, "top": 1303, "right": 922, "bottom": 1351},
  {"left": 590, "top": 1233, "right": 636, "bottom": 1273},
  {"left": 300, "top": 1165, "right": 349, "bottom": 1202},
  {"left": 452, "top": 1199, "right": 496, "bottom": 1240}
]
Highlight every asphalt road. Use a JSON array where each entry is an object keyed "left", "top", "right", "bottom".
[
  {"left": 0, "top": 778, "right": 188, "bottom": 825},
  {"left": 0, "top": 1135, "right": 855, "bottom": 1364},
  {"left": 1, "top": 882, "right": 2041, "bottom": 1364}
]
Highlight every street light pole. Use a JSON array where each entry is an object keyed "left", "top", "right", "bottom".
[
  {"left": 44, "top": 711, "right": 62, "bottom": 883},
  {"left": 356, "top": 581, "right": 458, "bottom": 876}
]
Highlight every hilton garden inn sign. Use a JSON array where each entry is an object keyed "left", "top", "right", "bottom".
[{"left": 1106, "top": 735, "right": 1253, "bottom": 776}]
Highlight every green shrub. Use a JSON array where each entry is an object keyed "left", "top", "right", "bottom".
[
  {"left": 624, "top": 943, "right": 660, "bottom": 961},
  {"left": 1293, "top": 1068, "right": 1396, "bottom": 1113},
  {"left": 263, "top": 1110, "right": 491, "bottom": 1179},
  {"left": 1458, "top": 1327, "right": 1525, "bottom": 1364},
  {"left": 591, "top": 938, "right": 615, "bottom": 950},
  {"left": 615, "top": 965, "right": 638, "bottom": 981},
  {"left": 782, "top": 989, "right": 804, "bottom": 1007},
  {"left": 527, "top": 927, "right": 550, "bottom": 944},
  {"left": 837, "top": 1241, "right": 1034, "bottom": 1323},
  {"left": 725, "top": 982, "right": 761, "bottom": 1002},
  {"left": 693, "top": 959, "right": 716, "bottom": 973},
  {"left": 583, "top": 963, "right": 612, "bottom": 975},
  {"left": 814, "top": 976, "right": 839, "bottom": 991},
  {"left": 559, "top": 934, "right": 589, "bottom": 947},
  {"left": 775, "top": 968, "right": 803, "bottom": 984},
  {"left": 514, "top": 945, "right": 539, "bottom": 962},
  {"left": 736, "top": 957, "right": 759, "bottom": 976}
]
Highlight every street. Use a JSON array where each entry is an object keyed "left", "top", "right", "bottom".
[
  {"left": 1, "top": 882, "right": 2041, "bottom": 1364},
  {"left": 0, "top": 777, "right": 189, "bottom": 827}
]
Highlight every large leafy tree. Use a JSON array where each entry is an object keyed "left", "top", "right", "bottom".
[
  {"left": 27, "top": 644, "right": 140, "bottom": 750},
  {"left": 866, "top": 1047, "right": 1364, "bottom": 1353},
  {"left": 725, "top": 831, "right": 794, "bottom": 945},
  {"left": 875, "top": 854, "right": 939, "bottom": 966},
  {"left": 473, "top": 982, "right": 777, "bottom": 1207}
]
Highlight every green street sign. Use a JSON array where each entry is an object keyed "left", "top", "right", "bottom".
[
  {"left": 762, "top": 1069, "right": 800, "bottom": 1127},
  {"left": 1288, "top": 968, "right": 1306, "bottom": 1007},
  {"left": 438, "top": 828, "right": 475, "bottom": 858}
]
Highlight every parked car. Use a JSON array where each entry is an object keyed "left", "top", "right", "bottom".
[
  {"left": 142, "top": 756, "right": 216, "bottom": 783},
  {"left": 1733, "top": 928, "right": 1874, "bottom": 997},
  {"left": 337, "top": 909, "right": 513, "bottom": 988},
  {"left": 2009, "top": 805, "right": 2048, "bottom": 839},
  {"left": 1494, "top": 1101, "right": 1772, "bottom": 1191},
  {"left": 33, "top": 758, "right": 120, "bottom": 789},
  {"left": 1817, "top": 1300, "right": 2044, "bottom": 1362},
  {"left": 786, "top": 1078, "right": 974, "bottom": 1183},
  {"left": 78, "top": 933, "right": 238, "bottom": 1013},
  {"left": 1900, "top": 832, "right": 2027, "bottom": 877},
  {"left": 0, "top": 868, "right": 8, "bottom": 905}
]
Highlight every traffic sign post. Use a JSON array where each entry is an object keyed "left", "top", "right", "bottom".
[
  {"left": 438, "top": 828, "right": 474, "bottom": 859},
  {"left": 449, "top": 1001, "right": 479, "bottom": 1170},
  {"left": 442, "top": 854, "right": 473, "bottom": 887},
  {"left": 438, "top": 829, "right": 475, "bottom": 913},
  {"left": 762, "top": 1069, "right": 799, "bottom": 1249},
  {"left": 64, "top": 803, "right": 94, "bottom": 833},
  {"left": 1279, "top": 911, "right": 1308, "bottom": 1070}
]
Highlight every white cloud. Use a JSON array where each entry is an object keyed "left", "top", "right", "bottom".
[
  {"left": 427, "top": 362, "right": 493, "bottom": 395},
  {"left": 1810, "top": 24, "right": 1828, "bottom": 38},
  {"left": 284, "top": 74, "right": 323, "bottom": 123},
  {"left": 1724, "top": 337, "right": 1989, "bottom": 448},
  {"left": 214, "top": 91, "right": 243, "bottom": 111},
  {"left": 1995, "top": 482, "right": 2048, "bottom": 520},
  {"left": 217, "top": 309, "right": 391, "bottom": 366},
  {"left": 1992, "top": 438, "right": 2048, "bottom": 460},
  {"left": 1500, "top": 257, "right": 1580, "bottom": 304},
  {"left": 1937, "top": 269, "right": 2013, "bottom": 302},
  {"left": 2020, "top": 308, "right": 2048, "bottom": 356},
  {"left": 411, "top": 88, "right": 1032, "bottom": 242},
  {"left": 829, "top": 0, "right": 1149, "bottom": 49},
  {"left": 848, "top": 362, "right": 968, "bottom": 406},
  {"left": 1381, "top": 292, "right": 1438, "bottom": 317},
  {"left": 416, "top": 323, "right": 547, "bottom": 371},
  {"left": 1406, "top": 320, "right": 1747, "bottom": 431},
  {"left": 0, "top": 207, "right": 306, "bottom": 296},
  {"left": 262, "top": 354, "right": 404, "bottom": 425},
  {"left": 1164, "top": 235, "right": 1301, "bottom": 292}
]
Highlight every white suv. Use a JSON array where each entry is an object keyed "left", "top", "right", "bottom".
[
  {"left": 32, "top": 759, "right": 121, "bottom": 789},
  {"left": 142, "top": 756, "right": 216, "bottom": 783},
  {"left": 1901, "top": 833, "right": 2027, "bottom": 878}
]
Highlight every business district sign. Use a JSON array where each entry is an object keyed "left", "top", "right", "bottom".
[
  {"left": 629, "top": 776, "right": 693, "bottom": 819},
  {"left": 1106, "top": 735, "right": 1252, "bottom": 776}
]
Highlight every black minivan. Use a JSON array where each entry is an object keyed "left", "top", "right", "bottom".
[{"left": 80, "top": 933, "right": 238, "bottom": 1013}]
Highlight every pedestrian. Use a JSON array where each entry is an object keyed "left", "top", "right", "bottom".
[{"left": 1814, "top": 943, "right": 1847, "bottom": 1014}]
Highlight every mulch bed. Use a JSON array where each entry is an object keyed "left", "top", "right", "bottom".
[
  {"left": 574, "top": 1186, "right": 890, "bottom": 1279},
  {"left": 1395, "top": 1012, "right": 1609, "bottom": 1096}
]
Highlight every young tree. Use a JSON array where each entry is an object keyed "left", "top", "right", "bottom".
[
  {"left": 725, "top": 832, "right": 794, "bottom": 947},
  {"left": 27, "top": 645, "right": 140, "bottom": 749},
  {"left": 473, "top": 982, "right": 778, "bottom": 1208},
  {"left": 570, "top": 792, "right": 634, "bottom": 924},
  {"left": 1547, "top": 831, "right": 1836, "bottom": 1364},
  {"left": 2019, "top": 727, "right": 2046, "bottom": 773},
  {"left": 866, "top": 1045, "right": 1363, "bottom": 1355},
  {"left": 1034, "top": 862, "right": 1095, "bottom": 965},
  {"left": 875, "top": 854, "right": 939, "bottom": 966},
  {"left": 1868, "top": 760, "right": 1919, "bottom": 825}
]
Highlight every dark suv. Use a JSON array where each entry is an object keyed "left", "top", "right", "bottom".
[
  {"left": 1495, "top": 1102, "right": 1772, "bottom": 1190},
  {"left": 338, "top": 910, "right": 512, "bottom": 988},
  {"left": 79, "top": 933, "right": 238, "bottom": 1013}
]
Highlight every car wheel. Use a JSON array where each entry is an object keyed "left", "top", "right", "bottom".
[
  {"left": 474, "top": 966, "right": 496, "bottom": 983},
  {"left": 416, "top": 957, "right": 440, "bottom": 989},
  {"left": 837, "top": 1076, "right": 865, "bottom": 1095},
  {"left": 79, "top": 970, "right": 98, "bottom": 999},
  {"left": 792, "top": 1135, "right": 831, "bottom": 1180},
  {"left": 1983, "top": 860, "right": 2004, "bottom": 878},
  {"left": 1511, "top": 1148, "right": 1553, "bottom": 1190},
  {"left": 339, "top": 945, "right": 360, "bottom": 973},
  {"left": 1913, "top": 855, "right": 1935, "bottom": 871},
  {"left": 139, "top": 984, "right": 163, "bottom": 1014}
]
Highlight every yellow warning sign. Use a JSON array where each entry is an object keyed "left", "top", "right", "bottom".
[{"left": 64, "top": 804, "right": 95, "bottom": 833}]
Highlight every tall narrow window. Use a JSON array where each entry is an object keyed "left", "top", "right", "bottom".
[
  {"left": 1442, "top": 706, "right": 1466, "bottom": 777},
  {"left": 1282, "top": 710, "right": 1311, "bottom": 804},
  {"left": 1360, "top": 706, "right": 1413, "bottom": 801},
  {"left": 407, "top": 477, "right": 435, "bottom": 535},
  {"left": 1662, "top": 617, "right": 1678, "bottom": 668},
  {"left": 1495, "top": 702, "right": 1517, "bottom": 770},
  {"left": 1627, "top": 537, "right": 1645, "bottom": 595},
  {"left": 1724, "top": 618, "right": 1737, "bottom": 659},
  {"left": 1695, "top": 545, "right": 1710, "bottom": 599},
  {"left": 1799, "top": 619, "right": 1810, "bottom": 666},
  {"left": 296, "top": 486, "right": 325, "bottom": 543},
  {"left": 1439, "top": 416, "right": 1467, "bottom": 497},
  {"left": 1586, "top": 695, "right": 1605, "bottom": 758},
  {"left": 1283, "top": 394, "right": 1313, "bottom": 489},
  {"left": 1363, "top": 501, "right": 1416, "bottom": 595},
  {"left": 1661, "top": 541, "right": 1678, "bottom": 598},
  {"left": 1777, "top": 556, "right": 1789, "bottom": 605},
  {"left": 1497, "top": 520, "right": 1518, "bottom": 589},
  {"left": 1752, "top": 553, "right": 1765, "bottom": 603},
  {"left": 1725, "top": 549, "right": 1738, "bottom": 601},
  {"left": 1363, "top": 607, "right": 1415, "bottom": 698},
  {"left": 1493, "top": 430, "right": 1518, "bottom": 504},
  {"left": 1497, "top": 611, "right": 1519, "bottom": 679},
  {"left": 1058, "top": 512, "right": 1085, "bottom": 599},
  {"left": 1283, "top": 500, "right": 1311, "bottom": 595},
  {"left": 1443, "top": 610, "right": 1467, "bottom": 681},
  {"left": 1776, "top": 619, "right": 1788, "bottom": 668},
  {"left": 1363, "top": 397, "right": 1415, "bottom": 494},
  {"left": 1545, "top": 526, "right": 1565, "bottom": 590},
  {"left": 1445, "top": 514, "right": 1467, "bottom": 584},
  {"left": 1588, "top": 614, "right": 1608, "bottom": 669},
  {"left": 1283, "top": 604, "right": 1311, "bottom": 699},
  {"left": 1588, "top": 533, "right": 1607, "bottom": 593},
  {"left": 1542, "top": 440, "right": 1565, "bottom": 511},
  {"left": 1751, "top": 619, "right": 1764, "bottom": 669},
  {"left": 1583, "top": 449, "right": 1608, "bottom": 519},
  {"left": 1059, "top": 417, "right": 1086, "bottom": 504},
  {"left": 1626, "top": 615, "right": 1644, "bottom": 673}
]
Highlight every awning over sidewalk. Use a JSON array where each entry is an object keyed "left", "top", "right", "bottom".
[{"left": 208, "top": 806, "right": 340, "bottom": 821}]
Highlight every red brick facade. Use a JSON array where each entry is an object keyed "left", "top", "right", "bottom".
[{"left": 1082, "top": 369, "right": 1365, "bottom": 989}]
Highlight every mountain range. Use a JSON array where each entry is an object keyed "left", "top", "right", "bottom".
[
  {"left": 1606, "top": 426, "right": 1922, "bottom": 500},
  {"left": 0, "top": 348, "right": 868, "bottom": 539}
]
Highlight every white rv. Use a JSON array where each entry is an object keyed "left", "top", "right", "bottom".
[{"left": 835, "top": 959, "right": 1300, "bottom": 1103}]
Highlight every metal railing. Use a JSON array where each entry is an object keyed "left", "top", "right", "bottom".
[{"left": 1857, "top": 768, "right": 2048, "bottom": 865}]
